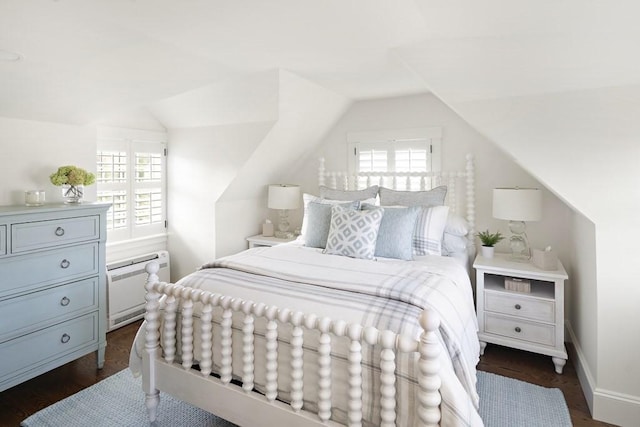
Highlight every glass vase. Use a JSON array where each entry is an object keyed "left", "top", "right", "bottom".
[{"left": 62, "top": 184, "right": 84, "bottom": 204}]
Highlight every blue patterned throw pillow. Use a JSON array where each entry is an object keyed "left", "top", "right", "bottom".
[{"left": 324, "top": 205, "right": 384, "bottom": 260}]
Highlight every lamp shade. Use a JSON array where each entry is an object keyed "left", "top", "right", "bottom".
[
  {"left": 493, "top": 188, "right": 542, "bottom": 221},
  {"left": 268, "top": 184, "right": 300, "bottom": 210}
]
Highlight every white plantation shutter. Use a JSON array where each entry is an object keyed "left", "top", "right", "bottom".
[
  {"left": 347, "top": 128, "right": 441, "bottom": 190},
  {"left": 97, "top": 127, "right": 167, "bottom": 242}
]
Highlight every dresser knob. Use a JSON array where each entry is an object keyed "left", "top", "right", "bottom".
[
  {"left": 60, "top": 259, "right": 71, "bottom": 269},
  {"left": 61, "top": 333, "right": 71, "bottom": 344},
  {"left": 515, "top": 327, "right": 522, "bottom": 333},
  {"left": 515, "top": 304, "right": 521, "bottom": 310},
  {"left": 60, "top": 296, "right": 70, "bottom": 306},
  {"left": 55, "top": 227, "right": 65, "bottom": 237}
]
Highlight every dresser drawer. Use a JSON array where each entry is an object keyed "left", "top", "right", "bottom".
[
  {"left": 0, "top": 243, "right": 98, "bottom": 297},
  {"left": 0, "top": 225, "right": 5, "bottom": 256},
  {"left": 11, "top": 215, "right": 100, "bottom": 253},
  {"left": 0, "top": 313, "right": 98, "bottom": 380},
  {"left": 485, "top": 291, "right": 555, "bottom": 323},
  {"left": 0, "top": 277, "right": 98, "bottom": 342},
  {"left": 484, "top": 313, "right": 555, "bottom": 346}
]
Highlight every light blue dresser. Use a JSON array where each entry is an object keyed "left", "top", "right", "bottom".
[{"left": 0, "top": 203, "right": 110, "bottom": 391}]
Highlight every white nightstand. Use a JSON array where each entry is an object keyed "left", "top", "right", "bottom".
[
  {"left": 246, "top": 234, "right": 296, "bottom": 248},
  {"left": 473, "top": 253, "right": 568, "bottom": 374}
]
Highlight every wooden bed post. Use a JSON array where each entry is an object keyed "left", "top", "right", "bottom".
[
  {"left": 318, "top": 157, "right": 326, "bottom": 187},
  {"left": 143, "top": 261, "right": 162, "bottom": 422},
  {"left": 418, "top": 309, "right": 442, "bottom": 427},
  {"left": 465, "top": 154, "right": 475, "bottom": 246}
]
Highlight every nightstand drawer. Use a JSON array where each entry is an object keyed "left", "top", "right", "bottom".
[
  {"left": 0, "top": 277, "right": 98, "bottom": 341},
  {"left": 485, "top": 313, "right": 555, "bottom": 346},
  {"left": 0, "top": 313, "right": 98, "bottom": 380},
  {"left": 11, "top": 215, "right": 100, "bottom": 253},
  {"left": 485, "top": 291, "right": 555, "bottom": 323},
  {"left": 0, "top": 243, "right": 99, "bottom": 297}
]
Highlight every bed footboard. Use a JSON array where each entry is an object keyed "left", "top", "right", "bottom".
[{"left": 142, "top": 261, "right": 442, "bottom": 427}]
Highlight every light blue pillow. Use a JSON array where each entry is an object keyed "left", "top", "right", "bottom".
[
  {"left": 324, "top": 205, "right": 384, "bottom": 260},
  {"left": 305, "top": 201, "right": 358, "bottom": 248},
  {"left": 362, "top": 203, "right": 420, "bottom": 260},
  {"left": 379, "top": 185, "right": 447, "bottom": 207}
]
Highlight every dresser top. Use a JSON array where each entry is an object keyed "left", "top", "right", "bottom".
[{"left": 0, "top": 203, "right": 111, "bottom": 217}]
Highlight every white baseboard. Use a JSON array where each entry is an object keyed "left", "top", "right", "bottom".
[
  {"left": 565, "top": 321, "right": 595, "bottom": 413},
  {"left": 566, "top": 321, "right": 640, "bottom": 426}
]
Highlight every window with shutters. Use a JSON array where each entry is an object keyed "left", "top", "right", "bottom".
[
  {"left": 96, "top": 127, "right": 167, "bottom": 242},
  {"left": 347, "top": 127, "right": 442, "bottom": 190}
]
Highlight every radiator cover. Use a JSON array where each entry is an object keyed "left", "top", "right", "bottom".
[{"left": 106, "top": 251, "right": 170, "bottom": 331}]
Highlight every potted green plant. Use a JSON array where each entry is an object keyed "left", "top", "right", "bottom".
[
  {"left": 50, "top": 166, "right": 96, "bottom": 204},
  {"left": 476, "top": 229, "right": 504, "bottom": 258}
]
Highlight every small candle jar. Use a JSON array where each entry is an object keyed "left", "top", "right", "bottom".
[{"left": 25, "top": 190, "right": 45, "bottom": 206}]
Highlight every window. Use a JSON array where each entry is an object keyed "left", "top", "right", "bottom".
[
  {"left": 97, "top": 127, "right": 167, "bottom": 242},
  {"left": 347, "top": 127, "right": 442, "bottom": 190}
]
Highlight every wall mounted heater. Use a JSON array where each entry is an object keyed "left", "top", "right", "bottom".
[{"left": 106, "top": 250, "right": 170, "bottom": 331}]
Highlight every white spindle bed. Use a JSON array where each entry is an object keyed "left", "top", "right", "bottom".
[{"left": 132, "top": 154, "right": 482, "bottom": 427}]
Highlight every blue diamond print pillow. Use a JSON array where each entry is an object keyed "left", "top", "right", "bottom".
[{"left": 323, "top": 205, "right": 384, "bottom": 260}]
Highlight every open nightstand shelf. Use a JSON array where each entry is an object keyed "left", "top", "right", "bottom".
[{"left": 474, "top": 253, "right": 569, "bottom": 374}]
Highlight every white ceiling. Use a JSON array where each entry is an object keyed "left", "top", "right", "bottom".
[{"left": 1, "top": 0, "right": 638, "bottom": 125}]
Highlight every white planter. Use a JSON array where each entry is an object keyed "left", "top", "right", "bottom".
[{"left": 481, "top": 245, "right": 495, "bottom": 259}]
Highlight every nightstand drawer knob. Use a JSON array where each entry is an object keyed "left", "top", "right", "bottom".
[
  {"left": 55, "top": 226, "right": 65, "bottom": 236},
  {"left": 60, "top": 333, "right": 71, "bottom": 344},
  {"left": 60, "top": 259, "right": 71, "bottom": 269},
  {"left": 515, "top": 304, "right": 522, "bottom": 310},
  {"left": 60, "top": 296, "right": 70, "bottom": 306},
  {"left": 515, "top": 327, "right": 522, "bottom": 333}
]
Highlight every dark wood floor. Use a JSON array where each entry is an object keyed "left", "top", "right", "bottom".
[{"left": 0, "top": 320, "right": 615, "bottom": 427}]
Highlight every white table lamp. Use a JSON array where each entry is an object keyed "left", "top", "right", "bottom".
[
  {"left": 493, "top": 187, "right": 541, "bottom": 261},
  {"left": 268, "top": 184, "right": 300, "bottom": 239}
]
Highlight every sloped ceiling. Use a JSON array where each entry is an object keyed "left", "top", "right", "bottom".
[
  {"left": 2, "top": 1, "right": 638, "bottom": 217},
  {"left": 2, "top": 1, "right": 638, "bottom": 128},
  {"left": 0, "top": 0, "right": 429, "bottom": 125}
]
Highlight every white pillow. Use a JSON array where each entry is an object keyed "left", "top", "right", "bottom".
[
  {"left": 413, "top": 205, "right": 449, "bottom": 256},
  {"left": 445, "top": 213, "right": 470, "bottom": 237},
  {"left": 443, "top": 233, "right": 468, "bottom": 255},
  {"left": 324, "top": 205, "right": 384, "bottom": 260}
]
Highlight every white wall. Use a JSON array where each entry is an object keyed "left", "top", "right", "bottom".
[
  {"left": 0, "top": 117, "right": 96, "bottom": 205},
  {"left": 167, "top": 122, "right": 275, "bottom": 279},
  {"left": 165, "top": 69, "right": 350, "bottom": 276},
  {"left": 568, "top": 211, "right": 598, "bottom": 412},
  {"left": 291, "top": 93, "right": 576, "bottom": 284},
  {"left": 449, "top": 87, "right": 640, "bottom": 425}
]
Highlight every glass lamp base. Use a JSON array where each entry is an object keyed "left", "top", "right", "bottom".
[{"left": 508, "top": 226, "right": 531, "bottom": 262}]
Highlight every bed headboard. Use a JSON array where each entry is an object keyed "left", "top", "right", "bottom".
[{"left": 318, "top": 154, "right": 476, "bottom": 242}]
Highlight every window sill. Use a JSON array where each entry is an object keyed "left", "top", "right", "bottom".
[{"left": 106, "top": 233, "right": 168, "bottom": 264}]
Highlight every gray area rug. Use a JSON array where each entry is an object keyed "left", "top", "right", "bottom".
[{"left": 21, "top": 369, "right": 571, "bottom": 427}]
